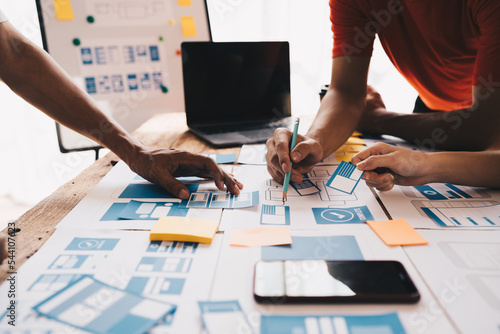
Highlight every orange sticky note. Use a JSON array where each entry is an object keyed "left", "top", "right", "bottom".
[
  {"left": 230, "top": 227, "right": 292, "bottom": 247},
  {"left": 366, "top": 219, "right": 429, "bottom": 246},
  {"left": 351, "top": 131, "right": 363, "bottom": 137},
  {"left": 345, "top": 137, "right": 366, "bottom": 146},
  {"left": 336, "top": 153, "right": 355, "bottom": 163},
  {"left": 177, "top": 0, "right": 192, "bottom": 6},
  {"left": 180, "top": 16, "right": 197, "bottom": 37},
  {"left": 53, "top": 0, "right": 74, "bottom": 21}
]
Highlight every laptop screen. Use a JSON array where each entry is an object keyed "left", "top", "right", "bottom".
[{"left": 181, "top": 41, "right": 291, "bottom": 127}]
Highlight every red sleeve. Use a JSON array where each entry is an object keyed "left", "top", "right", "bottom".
[
  {"left": 473, "top": 0, "right": 500, "bottom": 87},
  {"left": 330, "top": 0, "right": 374, "bottom": 58}
]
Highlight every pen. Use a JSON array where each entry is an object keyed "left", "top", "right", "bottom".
[{"left": 282, "top": 117, "right": 300, "bottom": 204}]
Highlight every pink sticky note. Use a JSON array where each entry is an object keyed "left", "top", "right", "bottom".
[{"left": 230, "top": 227, "right": 292, "bottom": 247}]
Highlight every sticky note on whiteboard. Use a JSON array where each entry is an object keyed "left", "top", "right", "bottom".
[
  {"left": 326, "top": 161, "right": 364, "bottom": 194},
  {"left": 178, "top": 0, "right": 192, "bottom": 6},
  {"left": 180, "top": 16, "right": 197, "bottom": 37},
  {"left": 53, "top": 0, "right": 74, "bottom": 21}
]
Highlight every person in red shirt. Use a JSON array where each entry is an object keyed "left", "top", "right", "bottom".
[{"left": 266, "top": 0, "right": 500, "bottom": 185}]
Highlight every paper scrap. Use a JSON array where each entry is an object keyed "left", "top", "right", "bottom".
[
  {"left": 199, "top": 300, "right": 253, "bottom": 334},
  {"left": 366, "top": 218, "right": 429, "bottom": 246},
  {"left": 230, "top": 227, "right": 292, "bottom": 247},
  {"left": 33, "top": 276, "right": 176, "bottom": 334},
  {"left": 351, "top": 131, "right": 363, "bottom": 137},
  {"left": 180, "top": 16, "right": 197, "bottom": 37},
  {"left": 177, "top": 0, "right": 192, "bottom": 6},
  {"left": 290, "top": 179, "right": 320, "bottom": 196},
  {"left": 345, "top": 137, "right": 366, "bottom": 145},
  {"left": 53, "top": 0, "right": 74, "bottom": 21},
  {"left": 326, "top": 161, "right": 364, "bottom": 194},
  {"left": 150, "top": 217, "right": 219, "bottom": 244}
]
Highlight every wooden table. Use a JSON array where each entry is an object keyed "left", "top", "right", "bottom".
[{"left": 0, "top": 112, "right": 240, "bottom": 283}]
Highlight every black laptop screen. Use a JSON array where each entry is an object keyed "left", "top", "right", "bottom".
[{"left": 181, "top": 41, "right": 291, "bottom": 126}]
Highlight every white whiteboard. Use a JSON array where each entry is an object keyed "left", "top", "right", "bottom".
[{"left": 37, "top": 0, "right": 211, "bottom": 152}]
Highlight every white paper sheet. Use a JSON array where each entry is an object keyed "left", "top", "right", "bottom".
[
  {"left": 404, "top": 230, "right": 500, "bottom": 333},
  {"left": 210, "top": 227, "right": 456, "bottom": 333},
  {"left": 0, "top": 228, "right": 223, "bottom": 334}
]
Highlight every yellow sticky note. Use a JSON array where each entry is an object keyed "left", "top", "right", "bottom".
[
  {"left": 345, "top": 137, "right": 366, "bottom": 146},
  {"left": 53, "top": 0, "right": 74, "bottom": 21},
  {"left": 150, "top": 217, "right": 218, "bottom": 244},
  {"left": 351, "top": 131, "right": 363, "bottom": 137},
  {"left": 177, "top": 0, "right": 192, "bottom": 6},
  {"left": 230, "top": 227, "right": 292, "bottom": 247},
  {"left": 336, "top": 153, "right": 355, "bottom": 163},
  {"left": 180, "top": 16, "right": 197, "bottom": 37},
  {"left": 335, "top": 145, "right": 366, "bottom": 154},
  {"left": 366, "top": 219, "right": 429, "bottom": 246}
]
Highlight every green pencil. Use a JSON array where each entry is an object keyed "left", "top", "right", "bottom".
[{"left": 282, "top": 117, "right": 300, "bottom": 204}]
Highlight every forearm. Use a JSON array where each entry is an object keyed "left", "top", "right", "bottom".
[
  {"left": 426, "top": 150, "right": 500, "bottom": 188},
  {"left": 307, "top": 87, "right": 364, "bottom": 158},
  {"left": 0, "top": 24, "right": 146, "bottom": 165}
]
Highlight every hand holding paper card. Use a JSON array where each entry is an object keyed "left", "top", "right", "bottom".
[{"left": 326, "top": 161, "right": 364, "bottom": 194}]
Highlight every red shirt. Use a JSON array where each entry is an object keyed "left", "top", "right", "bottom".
[{"left": 330, "top": 0, "right": 500, "bottom": 111}]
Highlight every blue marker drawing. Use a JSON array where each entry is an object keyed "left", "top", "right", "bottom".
[
  {"left": 127, "top": 276, "right": 185, "bottom": 295},
  {"left": 98, "top": 75, "right": 111, "bottom": 94},
  {"left": 179, "top": 191, "right": 259, "bottom": 209},
  {"left": 85, "top": 77, "right": 97, "bottom": 94},
  {"left": 312, "top": 206, "right": 373, "bottom": 224},
  {"left": 111, "top": 74, "right": 124, "bottom": 93},
  {"left": 127, "top": 74, "right": 138, "bottom": 90},
  {"left": 140, "top": 73, "right": 152, "bottom": 90},
  {"left": 119, "top": 183, "right": 199, "bottom": 199},
  {"left": 136, "top": 257, "right": 192, "bottom": 273},
  {"left": 123, "top": 46, "right": 135, "bottom": 63},
  {"left": 326, "top": 161, "right": 364, "bottom": 194},
  {"left": 146, "top": 240, "right": 198, "bottom": 254},
  {"left": 261, "top": 236, "right": 363, "bottom": 261},
  {"left": 136, "top": 45, "right": 147, "bottom": 61},
  {"left": 80, "top": 48, "right": 92, "bottom": 65},
  {"left": 65, "top": 238, "right": 119, "bottom": 251},
  {"left": 261, "top": 313, "right": 405, "bottom": 334},
  {"left": 153, "top": 72, "right": 162, "bottom": 89},
  {"left": 260, "top": 204, "right": 290, "bottom": 225},
  {"left": 290, "top": 179, "right": 320, "bottom": 196},
  {"left": 149, "top": 45, "right": 160, "bottom": 61},
  {"left": 48, "top": 254, "right": 107, "bottom": 270},
  {"left": 94, "top": 46, "right": 106, "bottom": 64}
]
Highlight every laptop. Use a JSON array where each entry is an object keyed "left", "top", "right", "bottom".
[{"left": 181, "top": 41, "right": 292, "bottom": 147}]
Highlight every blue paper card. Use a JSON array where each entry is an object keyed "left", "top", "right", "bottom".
[
  {"left": 312, "top": 206, "right": 373, "bottom": 224},
  {"left": 290, "top": 179, "right": 320, "bottom": 196},
  {"left": 33, "top": 276, "right": 176, "bottom": 334},
  {"left": 326, "top": 161, "right": 364, "bottom": 194},
  {"left": 179, "top": 191, "right": 259, "bottom": 209},
  {"left": 118, "top": 200, "right": 188, "bottom": 220},
  {"left": 261, "top": 313, "right": 406, "bottom": 334},
  {"left": 260, "top": 204, "right": 290, "bottom": 225},
  {"left": 198, "top": 300, "right": 253, "bottom": 334}
]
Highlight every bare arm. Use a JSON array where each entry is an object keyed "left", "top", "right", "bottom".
[
  {"left": 266, "top": 56, "right": 370, "bottom": 183},
  {"left": 0, "top": 21, "right": 242, "bottom": 198},
  {"left": 357, "top": 86, "right": 500, "bottom": 151},
  {"left": 353, "top": 143, "right": 500, "bottom": 190}
]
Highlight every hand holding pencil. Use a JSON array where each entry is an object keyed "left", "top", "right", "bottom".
[{"left": 282, "top": 118, "right": 300, "bottom": 204}]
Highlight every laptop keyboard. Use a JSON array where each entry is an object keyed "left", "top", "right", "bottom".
[{"left": 198, "top": 120, "right": 291, "bottom": 135}]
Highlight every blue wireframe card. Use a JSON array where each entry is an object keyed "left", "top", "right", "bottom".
[
  {"left": 33, "top": 276, "right": 176, "bottom": 334},
  {"left": 198, "top": 300, "right": 253, "bottom": 334},
  {"left": 326, "top": 161, "right": 364, "bottom": 194},
  {"left": 290, "top": 179, "right": 320, "bottom": 196}
]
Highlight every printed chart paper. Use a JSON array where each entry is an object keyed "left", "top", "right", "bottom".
[
  {"left": 34, "top": 276, "right": 176, "bottom": 334},
  {"left": 199, "top": 300, "right": 253, "bottom": 334}
]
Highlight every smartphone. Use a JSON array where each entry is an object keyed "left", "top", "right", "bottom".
[{"left": 254, "top": 260, "right": 420, "bottom": 304}]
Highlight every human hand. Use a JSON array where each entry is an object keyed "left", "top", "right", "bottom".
[
  {"left": 265, "top": 128, "right": 323, "bottom": 184},
  {"left": 356, "top": 85, "right": 387, "bottom": 133},
  {"left": 352, "top": 143, "right": 430, "bottom": 191},
  {"left": 129, "top": 148, "right": 243, "bottom": 199}
]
